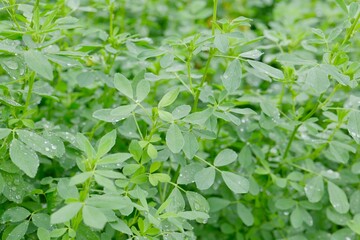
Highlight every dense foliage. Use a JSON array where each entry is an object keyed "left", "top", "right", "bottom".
[{"left": 0, "top": 0, "right": 360, "bottom": 239}]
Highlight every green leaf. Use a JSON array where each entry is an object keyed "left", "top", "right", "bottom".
[
  {"left": 221, "top": 171, "right": 249, "bottom": 194},
  {"left": 166, "top": 123, "right": 184, "bottom": 153},
  {"left": 186, "top": 191, "right": 210, "bottom": 213},
  {"left": 165, "top": 188, "right": 185, "bottom": 213},
  {"left": 93, "top": 108, "right": 131, "bottom": 122},
  {"left": 350, "top": 191, "right": 360, "bottom": 214},
  {"left": 0, "top": 128, "right": 11, "bottom": 140},
  {"left": 347, "top": 214, "right": 360, "bottom": 235},
  {"left": 9, "top": 139, "right": 39, "bottom": 178},
  {"left": 50, "top": 202, "right": 83, "bottom": 224},
  {"left": 57, "top": 178, "right": 79, "bottom": 200},
  {"left": 16, "top": 130, "right": 63, "bottom": 158},
  {"left": 305, "top": 66, "right": 330, "bottom": 95},
  {"left": 247, "top": 60, "right": 284, "bottom": 79},
  {"left": 110, "top": 219, "right": 132, "bottom": 235},
  {"left": 98, "top": 153, "right": 132, "bottom": 165},
  {"left": 0, "top": 173, "right": 4, "bottom": 194},
  {"left": 82, "top": 206, "right": 107, "bottom": 229},
  {"left": 32, "top": 213, "right": 51, "bottom": 229},
  {"left": 348, "top": 111, "right": 360, "bottom": 144},
  {"left": 320, "top": 64, "right": 350, "bottom": 86},
  {"left": 158, "top": 110, "right": 174, "bottom": 122},
  {"left": 136, "top": 80, "right": 150, "bottom": 102},
  {"left": 96, "top": 130, "right": 116, "bottom": 158},
  {"left": 305, "top": 175, "right": 324, "bottom": 203},
  {"left": 2, "top": 207, "right": 31, "bottom": 223},
  {"left": 69, "top": 172, "right": 93, "bottom": 185},
  {"left": 94, "top": 174, "right": 116, "bottom": 191},
  {"left": 6, "top": 220, "right": 29, "bottom": 240},
  {"left": 222, "top": 59, "right": 242, "bottom": 93},
  {"left": 158, "top": 88, "right": 179, "bottom": 108},
  {"left": 214, "top": 34, "right": 229, "bottom": 53},
  {"left": 24, "top": 50, "right": 53, "bottom": 80},
  {"left": 260, "top": 100, "right": 279, "bottom": 118},
  {"left": 195, "top": 167, "right": 215, "bottom": 190},
  {"left": 172, "top": 105, "right": 191, "bottom": 119},
  {"left": 37, "top": 228, "right": 50, "bottom": 240},
  {"left": 208, "top": 197, "right": 231, "bottom": 212},
  {"left": 183, "top": 108, "right": 213, "bottom": 125},
  {"left": 236, "top": 203, "right": 254, "bottom": 226},
  {"left": 177, "top": 163, "right": 203, "bottom": 185},
  {"left": 182, "top": 132, "right": 199, "bottom": 159},
  {"left": 110, "top": 104, "right": 137, "bottom": 118},
  {"left": 239, "top": 49, "right": 263, "bottom": 59},
  {"left": 160, "top": 53, "right": 174, "bottom": 68},
  {"left": 147, "top": 143, "right": 158, "bottom": 159},
  {"left": 328, "top": 181, "right": 349, "bottom": 214},
  {"left": 275, "top": 198, "right": 296, "bottom": 210},
  {"left": 335, "top": 0, "right": 348, "bottom": 13},
  {"left": 290, "top": 207, "right": 303, "bottom": 228},
  {"left": 114, "top": 73, "right": 133, "bottom": 98},
  {"left": 178, "top": 211, "right": 209, "bottom": 220},
  {"left": 76, "top": 133, "right": 95, "bottom": 159},
  {"left": 214, "top": 148, "right": 238, "bottom": 167},
  {"left": 149, "top": 173, "right": 171, "bottom": 186}
]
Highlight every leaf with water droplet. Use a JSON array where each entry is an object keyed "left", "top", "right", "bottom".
[
  {"left": 195, "top": 167, "right": 215, "bottom": 190},
  {"left": 222, "top": 59, "right": 242, "bottom": 93},
  {"left": 166, "top": 123, "right": 184, "bottom": 153},
  {"left": 82, "top": 205, "right": 107, "bottom": 229},
  {"left": 9, "top": 139, "right": 39, "bottom": 178},
  {"left": 182, "top": 132, "right": 199, "bottom": 159},
  {"left": 214, "top": 33, "right": 229, "bottom": 53},
  {"left": 96, "top": 130, "right": 116, "bottom": 158},
  {"left": 305, "top": 175, "right": 324, "bottom": 203},
  {"left": 2, "top": 207, "right": 30, "bottom": 223},
  {"left": 6, "top": 220, "right": 29, "bottom": 240},
  {"left": 221, "top": 171, "right": 249, "bottom": 194},
  {"left": 136, "top": 79, "right": 150, "bottom": 102},
  {"left": 347, "top": 111, "right": 360, "bottom": 144},
  {"left": 247, "top": 60, "right": 284, "bottom": 79},
  {"left": 50, "top": 202, "right": 83, "bottom": 224},
  {"left": 239, "top": 49, "right": 263, "bottom": 59},
  {"left": 328, "top": 181, "right": 349, "bottom": 214},
  {"left": 24, "top": 49, "right": 53, "bottom": 80},
  {"left": 16, "top": 130, "right": 63, "bottom": 158},
  {"left": 114, "top": 73, "right": 133, "bottom": 98},
  {"left": 177, "top": 163, "right": 202, "bottom": 185},
  {"left": 214, "top": 148, "right": 238, "bottom": 167}
]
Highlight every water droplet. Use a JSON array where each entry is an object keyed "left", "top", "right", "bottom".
[
  {"left": 4, "top": 60, "right": 18, "bottom": 70},
  {"left": 51, "top": 145, "right": 57, "bottom": 150},
  {"left": 45, "top": 147, "right": 50, "bottom": 151},
  {"left": 13, "top": 179, "right": 20, "bottom": 185}
]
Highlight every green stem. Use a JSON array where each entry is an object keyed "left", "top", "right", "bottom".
[
  {"left": 193, "top": 0, "right": 218, "bottom": 112},
  {"left": 108, "top": 3, "right": 114, "bottom": 42},
  {"left": 282, "top": 124, "right": 301, "bottom": 159},
  {"left": 283, "top": 85, "right": 340, "bottom": 159},
  {"left": 194, "top": 155, "right": 221, "bottom": 173},
  {"left": 212, "top": 0, "right": 218, "bottom": 36},
  {"left": 342, "top": 11, "right": 360, "bottom": 46},
  {"left": 24, "top": 72, "right": 35, "bottom": 112}
]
